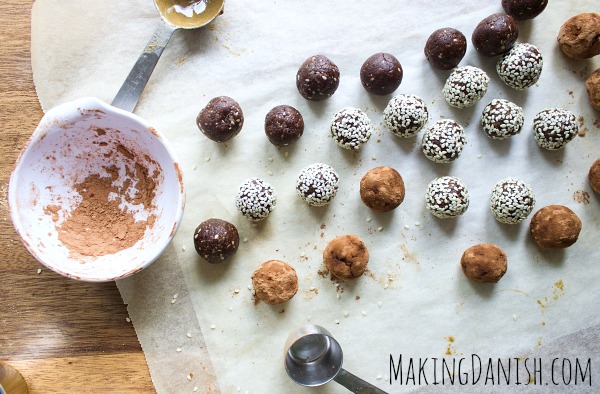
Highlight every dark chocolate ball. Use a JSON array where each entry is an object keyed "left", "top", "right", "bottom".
[
  {"left": 196, "top": 96, "right": 244, "bottom": 143},
  {"left": 359, "top": 53, "right": 403, "bottom": 95},
  {"left": 264, "top": 105, "right": 304, "bottom": 147},
  {"left": 296, "top": 55, "right": 340, "bottom": 101},
  {"left": 502, "top": 0, "right": 548, "bottom": 20},
  {"left": 193, "top": 218, "right": 239, "bottom": 264},
  {"left": 472, "top": 13, "right": 519, "bottom": 57},
  {"left": 424, "top": 28, "right": 467, "bottom": 70}
]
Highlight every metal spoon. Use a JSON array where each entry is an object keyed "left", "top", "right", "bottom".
[
  {"left": 284, "top": 325, "right": 388, "bottom": 394},
  {"left": 112, "top": 0, "right": 225, "bottom": 112}
]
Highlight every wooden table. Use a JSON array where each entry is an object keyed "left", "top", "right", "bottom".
[{"left": 0, "top": 1, "right": 155, "bottom": 392}]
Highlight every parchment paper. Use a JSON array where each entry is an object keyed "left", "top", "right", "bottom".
[{"left": 31, "top": 1, "right": 600, "bottom": 393}]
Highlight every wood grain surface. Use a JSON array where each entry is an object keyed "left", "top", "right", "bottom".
[{"left": 0, "top": 1, "right": 155, "bottom": 392}]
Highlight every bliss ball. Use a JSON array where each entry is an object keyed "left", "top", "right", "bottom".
[
  {"left": 443, "top": 66, "right": 490, "bottom": 108},
  {"left": 586, "top": 68, "right": 600, "bottom": 111},
  {"left": 533, "top": 108, "right": 578, "bottom": 150},
  {"left": 472, "top": 13, "right": 519, "bottom": 57},
  {"left": 589, "top": 158, "right": 600, "bottom": 194},
  {"left": 296, "top": 55, "right": 340, "bottom": 101},
  {"left": 383, "top": 94, "right": 429, "bottom": 138},
  {"left": 193, "top": 218, "right": 239, "bottom": 264},
  {"left": 502, "top": 0, "right": 548, "bottom": 20},
  {"left": 497, "top": 43, "right": 543, "bottom": 90},
  {"left": 461, "top": 244, "right": 508, "bottom": 283},
  {"left": 424, "top": 28, "right": 467, "bottom": 70},
  {"left": 323, "top": 235, "right": 369, "bottom": 281},
  {"left": 490, "top": 177, "right": 535, "bottom": 224},
  {"left": 557, "top": 13, "right": 600, "bottom": 59},
  {"left": 235, "top": 178, "right": 276, "bottom": 221},
  {"left": 330, "top": 107, "right": 373, "bottom": 150},
  {"left": 481, "top": 99, "right": 524, "bottom": 140},
  {"left": 360, "top": 53, "right": 403, "bottom": 95},
  {"left": 252, "top": 260, "right": 298, "bottom": 304},
  {"left": 296, "top": 163, "right": 340, "bottom": 207},
  {"left": 426, "top": 176, "right": 469, "bottom": 219},
  {"left": 530, "top": 205, "right": 582, "bottom": 249},
  {"left": 264, "top": 105, "right": 304, "bottom": 147},
  {"left": 421, "top": 119, "right": 466, "bottom": 163},
  {"left": 196, "top": 96, "right": 244, "bottom": 142},
  {"left": 359, "top": 166, "right": 405, "bottom": 212}
]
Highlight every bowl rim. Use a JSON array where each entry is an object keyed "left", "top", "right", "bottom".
[{"left": 8, "top": 96, "right": 186, "bottom": 282}]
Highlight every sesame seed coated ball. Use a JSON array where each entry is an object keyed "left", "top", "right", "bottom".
[
  {"left": 426, "top": 176, "right": 469, "bottom": 219},
  {"left": 490, "top": 177, "right": 535, "bottom": 224},
  {"left": 533, "top": 108, "right": 578, "bottom": 150},
  {"left": 296, "top": 163, "right": 340, "bottom": 206},
  {"left": 481, "top": 99, "right": 524, "bottom": 140},
  {"left": 235, "top": 178, "right": 276, "bottom": 221},
  {"left": 442, "top": 66, "right": 490, "bottom": 108},
  {"left": 496, "top": 43, "right": 543, "bottom": 90},
  {"left": 421, "top": 119, "right": 466, "bottom": 163},
  {"left": 383, "top": 94, "right": 429, "bottom": 138},
  {"left": 330, "top": 107, "right": 373, "bottom": 150}
]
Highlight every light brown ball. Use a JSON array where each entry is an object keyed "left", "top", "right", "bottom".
[
  {"left": 251, "top": 260, "right": 298, "bottom": 304},
  {"left": 557, "top": 13, "right": 600, "bottom": 59},
  {"left": 586, "top": 68, "right": 600, "bottom": 111},
  {"left": 323, "top": 235, "right": 369, "bottom": 281},
  {"left": 530, "top": 205, "right": 582, "bottom": 249},
  {"left": 589, "top": 158, "right": 600, "bottom": 194},
  {"left": 359, "top": 166, "right": 405, "bottom": 212},
  {"left": 460, "top": 244, "right": 507, "bottom": 283}
]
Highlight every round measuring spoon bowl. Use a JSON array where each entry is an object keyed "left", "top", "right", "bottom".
[{"left": 155, "top": 0, "right": 225, "bottom": 29}]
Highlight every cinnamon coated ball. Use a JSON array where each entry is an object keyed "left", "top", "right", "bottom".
[
  {"left": 530, "top": 205, "right": 582, "bottom": 249},
  {"left": 557, "top": 13, "right": 600, "bottom": 59},
  {"left": 586, "top": 68, "right": 600, "bottom": 111},
  {"left": 323, "top": 235, "right": 369, "bottom": 281},
  {"left": 360, "top": 166, "right": 405, "bottom": 212},
  {"left": 252, "top": 260, "right": 298, "bottom": 304},
  {"left": 460, "top": 244, "right": 507, "bottom": 283},
  {"left": 589, "top": 158, "right": 600, "bottom": 194}
]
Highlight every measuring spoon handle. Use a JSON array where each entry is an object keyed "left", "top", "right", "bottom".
[
  {"left": 334, "top": 368, "right": 388, "bottom": 394},
  {"left": 112, "top": 20, "right": 176, "bottom": 113}
]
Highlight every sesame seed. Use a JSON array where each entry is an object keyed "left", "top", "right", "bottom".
[
  {"left": 126, "top": 317, "right": 131, "bottom": 322},
  {"left": 187, "top": 332, "right": 192, "bottom": 338},
  {"left": 37, "top": 268, "right": 42, "bottom": 274},
  {"left": 335, "top": 319, "right": 340, "bottom": 324},
  {"left": 210, "top": 324, "right": 216, "bottom": 330},
  {"left": 344, "top": 310, "right": 349, "bottom": 317},
  {"left": 176, "top": 347, "right": 182, "bottom": 352},
  {"left": 362, "top": 311, "right": 367, "bottom": 316},
  {"left": 205, "top": 157, "right": 210, "bottom": 162}
]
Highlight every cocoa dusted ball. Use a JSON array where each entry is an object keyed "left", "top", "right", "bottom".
[
  {"left": 557, "top": 13, "right": 600, "bottom": 59},
  {"left": 501, "top": 0, "right": 548, "bottom": 20},
  {"left": 530, "top": 205, "right": 582, "bottom": 249},
  {"left": 360, "top": 53, "right": 403, "bottom": 95},
  {"left": 461, "top": 244, "right": 508, "bottom": 283},
  {"left": 472, "top": 13, "right": 519, "bottom": 57},
  {"left": 196, "top": 96, "right": 244, "bottom": 143},
  {"left": 360, "top": 166, "right": 405, "bottom": 212},
  {"left": 323, "top": 235, "right": 369, "bottom": 281},
  {"left": 424, "top": 28, "right": 467, "bottom": 70},
  {"left": 296, "top": 55, "right": 340, "bottom": 101},
  {"left": 193, "top": 218, "right": 240, "bottom": 264},
  {"left": 586, "top": 68, "right": 600, "bottom": 111},
  {"left": 589, "top": 158, "right": 600, "bottom": 194},
  {"left": 252, "top": 260, "right": 298, "bottom": 304},
  {"left": 264, "top": 105, "right": 304, "bottom": 147}
]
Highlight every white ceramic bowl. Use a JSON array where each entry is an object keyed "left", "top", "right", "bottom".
[{"left": 8, "top": 97, "right": 185, "bottom": 282}]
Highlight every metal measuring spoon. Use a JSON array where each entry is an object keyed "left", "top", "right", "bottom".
[
  {"left": 284, "top": 325, "right": 388, "bottom": 394},
  {"left": 112, "top": 0, "right": 225, "bottom": 112}
]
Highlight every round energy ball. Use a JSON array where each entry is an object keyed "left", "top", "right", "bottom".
[
  {"left": 443, "top": 66, "right": 490, "bottom": 108},
  {"left": 502, "top": 0, "right": 548, "bottom": 20},
  {"left": 193, "top": 218, "right": 239, "bottom": 264},
  {"left": 533, "top": 108, "right": 578, "bottom": 150},
  {"left": 330, "top": 107, "right": 373, "bottom": 150},
  {"left": 252, "top": 260, "right": 298, "bottom": 304},
  {"left": 383, "top": 94, "right": 429, "bottom": 138},
  {"left": 557, "top": 13, "right": 600, "bottom": 59},
  {"left": 296, "top": 163, "right": 340, "bottom": 207},
  {"left": 425, "top": 176, "right": 469, "bottom": 219},
  {"left": 589, "top": 158, "right": 600, "bottom": 194},
  {"left": 360, "top": 52, "right": 403, "bottom": 95},
  {"left": 323, "top": 235, "right": 369, "bottom": 281},
  {"left": 586, "top": 68, "right": 600, "bottom": 111},
  {"left": 235, "top": 178, "right": 276, "bottom": 221},
  {"left": 530, "top": 205, "right": 582, "bottom": 249},
  {"left": 296, "top": 55, "right": 340, "bottom": 101},
  {"left": 496, "top": 43, "right": 543, "bottom": 90},
  {"left": 480, "top": 99, "right": 524, "bottom": 140},
  {"left": 472, "top": 13, "right": 519, "bottom": 57},
  {"left": 461, "top": 244, "right": 508, "bottom": 283},
  {"left": 359, "top": 166, "right": 405, "bottom": 212},
  {"left": 196, "top": 96, "right": 244, "bottom": 142},
  {"left": 490, "top": 177, "right": 535, "bottom": 224},
  {"left": 421, "top": 119, "right": 466, "bottom": 163},
  {"left": 424, "top": 28, "right": 467, "bottom": 70},
  {"left": 264, "top": 105, "right": 304, "bottom": 147}
]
